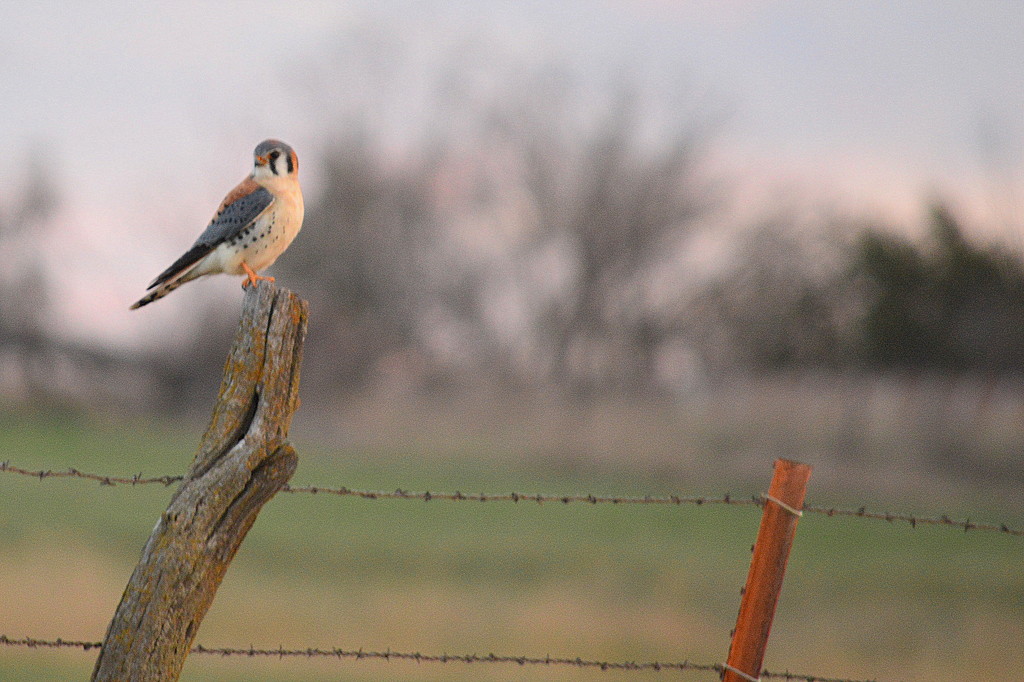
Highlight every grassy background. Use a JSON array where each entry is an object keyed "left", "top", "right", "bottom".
[{"left": 0, "top": 407, "right": 1021, "bottom": 681}]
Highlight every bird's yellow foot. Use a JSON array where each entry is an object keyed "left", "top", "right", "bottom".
[{"left": 240, "top": 262, "right": 275, "bottom": 289}]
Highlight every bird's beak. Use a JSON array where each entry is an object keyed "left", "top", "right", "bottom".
[{"left": 255, "top": 155, "right": 268, "bottom": 166}]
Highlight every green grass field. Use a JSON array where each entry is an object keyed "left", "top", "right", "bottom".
[{"left": 0, "top": 409, "right": 1020, "bottom": 681}]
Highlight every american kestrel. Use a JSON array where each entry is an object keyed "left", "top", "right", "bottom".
[{"left": 130, "top": 139, "right": 304, "bottom": 309}]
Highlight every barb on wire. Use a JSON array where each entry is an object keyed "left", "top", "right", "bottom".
[
  {"left": 0, "top": 635, "right": 874, "bottom": 681},
  {"left": 2, "top": 460, "right": 1020, "bottom": 538}
]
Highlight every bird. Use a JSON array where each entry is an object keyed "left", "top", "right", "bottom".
[{"left": 130, "top": 139, "right": 304, "bottom": 310}]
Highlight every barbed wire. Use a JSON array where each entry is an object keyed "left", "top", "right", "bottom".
[
  {"left": 1, "top": 460, "right": 1020, "bottom": 537},
  {"left": 0, "top": 635, "right": 875, "bottom": 681},
  {"left": 0, "top": 461, "right": 181, "bottom": 487},
  {"left": 283, "top": 483, "right": 762, "bottom": 507}
]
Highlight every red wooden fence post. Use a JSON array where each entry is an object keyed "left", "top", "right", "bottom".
[{"left": 723, "top": 458, "right": 812, "bottom": 682}]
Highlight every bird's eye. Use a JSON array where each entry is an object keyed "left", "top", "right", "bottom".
[{"left": 269, "top": 150, "right": 281, "bottom": 161}]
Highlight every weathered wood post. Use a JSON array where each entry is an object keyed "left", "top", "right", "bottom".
[{"left": 92, "top": 281, "right": 308, "bottom": 681}]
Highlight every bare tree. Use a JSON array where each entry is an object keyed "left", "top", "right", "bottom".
[
  {"left": 278, "top": 30, "right": 723, "bottom": 402},
  {"left": 489, "top": 84, "right": 719, "bottom": 398},
  {"left": 0, "top": 157, "right": 59, "bottom": 400},
  {"left": 273, "top": 132, "right": 452, "bottom": 397}
]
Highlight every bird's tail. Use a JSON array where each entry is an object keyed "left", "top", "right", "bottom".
[{"left": 129, "top": 277, "right": 189, "bottom": 310}]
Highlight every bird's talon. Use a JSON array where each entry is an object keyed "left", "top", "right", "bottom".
[
  {"left": 241, "top": 273, "right": 274, "bottom": 289},
  {"left": 240, "top": 261, "right": 273, "bottom": 289}
]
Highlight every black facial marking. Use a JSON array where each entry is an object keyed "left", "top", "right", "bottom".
[{"left": 286, "top": 153, "right": 294, "bottom": 174}]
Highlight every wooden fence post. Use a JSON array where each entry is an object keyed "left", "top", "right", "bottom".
[
  {"left": 91, "top": 281, "right": 308, "bottom": 682},
  {"left": 723, "top": 458, "right": 812, "bottom": 682}
]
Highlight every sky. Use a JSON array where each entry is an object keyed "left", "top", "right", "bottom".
[{"left": 2, "top": 0, "right": 1024, "bottom": 346}]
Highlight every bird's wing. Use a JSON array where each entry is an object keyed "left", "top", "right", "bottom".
[{"left": 146, "top": 179, "right": 274, "bottom": 289}]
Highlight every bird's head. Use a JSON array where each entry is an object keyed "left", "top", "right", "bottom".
[{"left": 252, "top": 139, "right": 298, "bottom": 182}]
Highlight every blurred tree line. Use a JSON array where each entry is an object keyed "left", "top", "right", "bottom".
[
  {"left": 272, "top": 111, "right": 1024, "bottom": 404},
  {"left": 691, "top": 204, "right": 1024, "bottom": 379},
  {"left": 855, "top": 205, "right": 1024, "bottom": 372},
  {"left": 3, "top": 65, "right": 1024, "bottom": 412}
]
